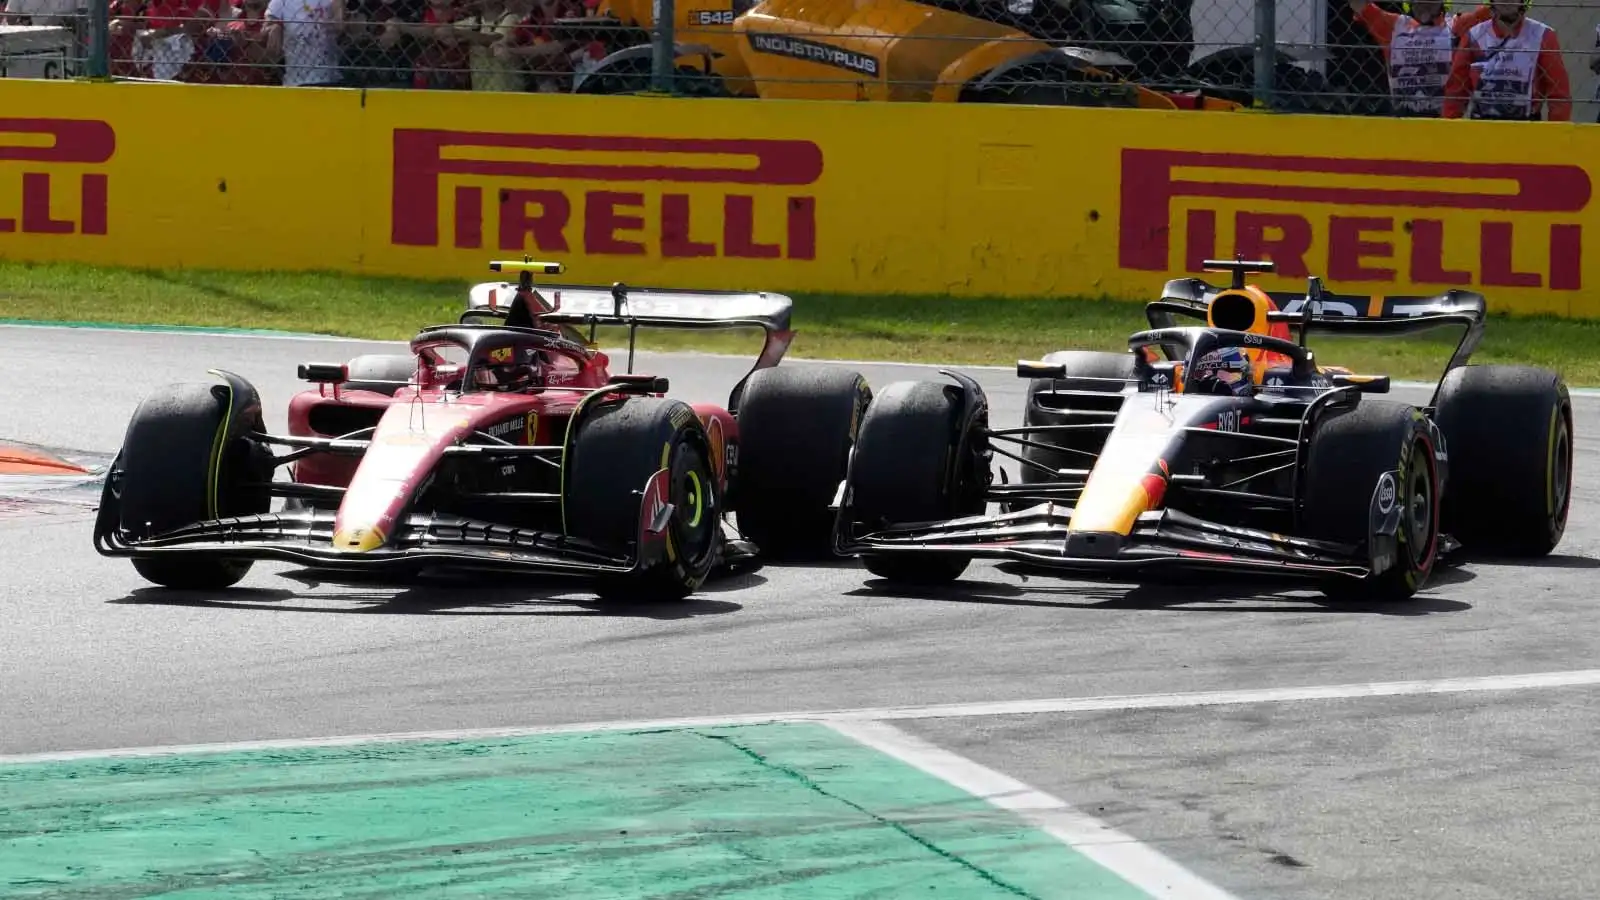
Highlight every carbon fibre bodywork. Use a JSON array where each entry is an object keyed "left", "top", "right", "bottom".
[
  {"left": 831, "top": 261, "right": 1486, "bottom": 589},
  {"left": 833, "top": 375, "right": 1444, "bottom": 581},
  {"left": 92, "top": 261, "right": 853, "bottom": 596}
]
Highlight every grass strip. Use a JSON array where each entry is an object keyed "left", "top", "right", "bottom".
[{"left": 2, "top": 260, "right": 1598, "bottom": 385}]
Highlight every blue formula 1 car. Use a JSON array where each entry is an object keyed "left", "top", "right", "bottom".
[{"left": 831, "top": 259, "right": 1574, "bottom": 601}]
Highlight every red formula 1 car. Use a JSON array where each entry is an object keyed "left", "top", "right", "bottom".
[{"left": 93, "top": 260, "right": 872, "bottom": 601}]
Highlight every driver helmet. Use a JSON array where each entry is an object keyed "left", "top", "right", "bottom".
[
  {"left": 1188, "top": 346, "right": 1254, "bottom": 396},
  {"left": 1207, "top": 288, "right": 1295, "bottom": 377},
  {"left": 475, "top": 346, "right": 540, "bottom": 392}
]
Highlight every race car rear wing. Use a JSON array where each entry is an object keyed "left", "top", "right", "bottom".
[
  {"left": 461, "top": 259, "right": 797, "bottom": 379},
  {"left": 1148, "top": 259, "right": 1487, "bottom": 403}
]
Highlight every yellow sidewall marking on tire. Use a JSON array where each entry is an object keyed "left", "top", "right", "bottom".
[{"left": 687, "top": 470, "right": 703, "bottom": 529}]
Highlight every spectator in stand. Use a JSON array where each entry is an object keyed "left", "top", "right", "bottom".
[
  {"left": 134, "top": 0, "right": 222, "bottom": 80},
  {"left": 264, "top": 0, "right": 345, "bottom": 86},
  {"left": 496, "top": 0, "right": 595, "bottom": 92},
  {"left": 207, "top": 0, "right": 280, "bottom": 83},
  {"left": 339, "top": 0, "right": 420, "bottom": 87},
  {"left": 455, "top": 0, "right": 528, "bottom": 92},
  {"left": 108, "top": 0, "right": 150, "bottom": 76},
  {"left": 1347, "top": 0, "right": 1492, "bottom": 116},
  {"left": 1442, "top": 0, "right": 1571, "bottom": 120},
  {"left": 385, "top": 0, "right": 469, "bottom": 88}
]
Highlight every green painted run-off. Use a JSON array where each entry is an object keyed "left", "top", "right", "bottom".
[{"left": 1, "top": 723, "right": 1153, "bottom": 898}]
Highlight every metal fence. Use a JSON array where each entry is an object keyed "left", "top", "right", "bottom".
[{"left": 4, "top": 0, "right": 1597, "bottom": 120}]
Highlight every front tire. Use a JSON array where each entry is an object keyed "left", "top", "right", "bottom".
[
  {"left": 115, "top": 381, "right": 273, "bottom": 590},
  {"left": 1301, "top": 400, "right": 1441, "bottom": 601},
  {"left": 565, "top": 397, "right": 722, "bottom": 602},
  {"left": 1433, "top": 364, "right": 1572, "bottom": 557},
  {"left": 1020, "top": 350, "right": 1136, "bottom": 485},
  {"left": 848, "top": 380, "right": 988, "bottom": 585},
  {"left": 733, "top": 366, "right": 871, "bottom": 560}
]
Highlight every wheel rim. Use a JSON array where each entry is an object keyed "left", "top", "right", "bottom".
[
  {"left": 672, "top": 442, "right": 717, "bottom": 561},
  {"left": 1552, "top": 410, "right": 1572, "bottom": 525},
  {"left": 1405, "top": 441, "right": 1437, "bottom": 566}
]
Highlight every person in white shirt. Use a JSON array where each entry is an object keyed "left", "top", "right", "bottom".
[{"left": 264, "top": 0, "right": 345, "bottom": 86}]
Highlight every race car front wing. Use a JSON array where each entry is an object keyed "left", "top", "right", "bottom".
[
  {"left": 834, "top": 502, "right": 1377, "bottom": 580},
  {"left": 93, "top": 467, "right": 680, "bottom": 579},
  {"left": 94, "top": 506, "right": 656, "bottom": 576}
]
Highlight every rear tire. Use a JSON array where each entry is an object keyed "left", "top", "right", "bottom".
[
  {"left": 1020, "top": 350, "right": 1136, "bottom": 485},
  {"left": 848, "top": 380, "right": 987, "bottom": 585},
  {"left": 733, "top": 366, "right": 871, "bottom": 560},
  {"left": 565, "top": 397, "right": 722, "bottom": 602},
  {"left": 116, "top": 381, "right": 273, "bottom": 590},
  {"left": 1433, "top": 364, "right": 1572, "bottom": 557},
  {"left": 1300, "top": 400, "right": 1441, "bottom": 602}
]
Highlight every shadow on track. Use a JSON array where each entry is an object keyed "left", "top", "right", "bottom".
[
  {"left": 106, "top": 568, "right": 765, "bottom": 617},
  {"left": 846, "top": 564, "right": 1475, "bottom": 616},
  {"left": 1458, "top": 552, "right": 1600, "bottom": 570}
]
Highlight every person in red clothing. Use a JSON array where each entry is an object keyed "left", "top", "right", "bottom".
[
  {"left": 135, "top": 0, "right": 223, "bottom": 79},
  {"left": 1348, "top": 0, "right": 1493, "bottom": 116},
  {"left": 493, "top": 0, "right": 598, "bottom": 91},
  {"left": 385, "top": 0, "right": 470, "bottom": 88},
  {"left": 1442, "top": 0, "right": 1571, "bottom": 120},
  {"left": 108, "top": 0, "right": 150, "bottom": 77},
  {"left": 208, "top": 0, "right": 280, "bottom": 83}
]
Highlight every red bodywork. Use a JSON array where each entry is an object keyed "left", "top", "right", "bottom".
[{"left": 286, "top": 322, "right": 739, "bottom": 555}]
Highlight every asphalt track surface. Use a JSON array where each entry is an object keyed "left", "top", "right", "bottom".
[{"left": 3, "top": 323, "right": 1600, "bottom": 899}]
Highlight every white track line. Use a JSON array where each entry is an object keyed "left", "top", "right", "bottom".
[
  {"left": 6, "top": 667, "right": 1600, "bottom": 765},
  {"left": 828, "top": 719, "right": 1242, "bottom": 900}
]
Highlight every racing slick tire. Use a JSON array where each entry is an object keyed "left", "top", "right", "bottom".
[
  {"left": 115, "top": 381, "right": 274, "bottom": 590},
  {"left": 1020, "top": 350, "right": 1137, "bottom": 486},
  {"left": 1432, "top": 364, "right": 1572, "bottom": 557},
  {"left": 1301, "top": 400, "right": 1441, "bottom": 602},
  {"left": 733, "top": 366, "right": 872, "bottom": 560},
  {"left": 848, "top": 380, "right": 988, "bottom": 585},
  {"left": 566, "top": 397, "right": 722, "bottom": 602},
  {"left": 343, "top": 354, "right": 417, "bottom": 396}
]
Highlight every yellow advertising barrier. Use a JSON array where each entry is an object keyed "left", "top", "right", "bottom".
[{"left": 1, "top": 78, "right": 1598, "bottom": 316}]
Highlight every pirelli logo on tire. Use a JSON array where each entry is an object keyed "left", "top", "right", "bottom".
[{"left": 745, "top": 34, "right": 879, "bottom": 77}]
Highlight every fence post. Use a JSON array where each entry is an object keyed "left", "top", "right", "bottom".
[
  {"left": 85, "top": 1, "right": 110, "bottom": 78},
  {"left": 1252, "top": 0, "right": 1276, "bottom": 109},
  {"left": 651, "top": 0, "right": 675, "bottom": 93}
]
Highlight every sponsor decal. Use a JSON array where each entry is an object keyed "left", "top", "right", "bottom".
[
  {"left": 1119, "top": 149, "right": 1589, "bottom": 291},
  {"left": 488, "top": 346, "right": 514, "bottom": 364},
  {"left": 484, "top": 413, "right": 535, "bottom": 443},
  {"left": 391, "top": 131, "right": 822, "bottom": 261},
  {"left": 669, "top": 403, "right": 694, "bottom": 429},
  {"left": 705, "top": 415, "right": 727, "bottom": 483},
  {"left": 1377, "top": 471, "right": 1397, "bottom": 514},
  {"left": 745, "top": 34, "right": 880, "bottom": 77},
  {"left": 0, "top": 118, "right": 115, "bottom": 237}
]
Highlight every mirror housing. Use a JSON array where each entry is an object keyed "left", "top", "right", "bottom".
[{"left": 1330, "top": 373, "right": 1390, "bottom": 394}]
